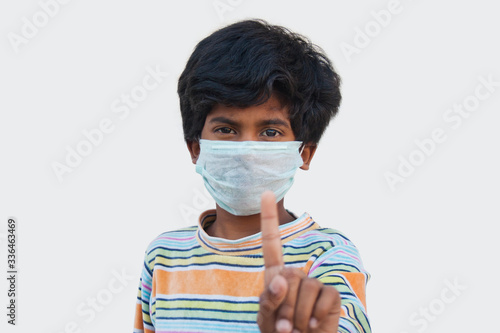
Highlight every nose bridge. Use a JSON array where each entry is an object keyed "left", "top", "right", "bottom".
[
  {"left": 239, "top": 132, "right": 258, "bottom": 141},
  {"left": 238, "top": 122, "right": 259, "bottom": 141}
]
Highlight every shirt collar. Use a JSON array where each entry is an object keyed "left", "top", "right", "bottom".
[{"left": 196, "top": 209, "right": 319, "bottom": 255}]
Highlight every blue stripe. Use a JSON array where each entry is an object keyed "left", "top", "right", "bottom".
[
  {"left": 155, "top": 252, "right": 217, "bottom": 260},
  {"left": 146, "top": 245, "right": 202, "bottom": 264},
  {"left": 155, "top": 261, "right": 262, "bottom": 269},
  {"left": 283, "top": 243, "right": 329, "bottom": 252},
  {"left": 156, "top": 307, "right": 256, "bottom": 314},
  {"left": 155, "top": 316, "right": 255, "bottom": 324}
]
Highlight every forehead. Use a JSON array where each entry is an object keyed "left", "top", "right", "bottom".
[{"left": 207, "top": 94, "right": 290, "bottom": 122}]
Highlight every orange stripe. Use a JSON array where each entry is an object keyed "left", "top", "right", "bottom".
[
  {"left": 134, "top": 303, "right": 154, "bottom": 333},
  {"left": 303, "top": 259, "right": 314, "bottom": 273},
  {"left": 154, "top": 264, "right": 313, "bottom": 298},
  {"left": 133, "top": 303, "right": 144, "bottom": 330},
  {"left": 339, "top": 272, "right": 367, "bottom": 310},
  {"left": 155, "top": 268, "right": 266, "bottom": 297},
  {"left": 151, "top": 275, "right": 157, "bottom": 299}
]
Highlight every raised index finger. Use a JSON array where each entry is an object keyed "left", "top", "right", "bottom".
[{"left": 260, "top": 190, "right": 284, "bottom": 285}]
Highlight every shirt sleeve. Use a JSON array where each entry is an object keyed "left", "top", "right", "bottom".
[
  {"left": 308, "top": 243, "right": 371, "bottom": 333},
  {"left": 133, "top": 251, "right": 155, "bottom": 333}
]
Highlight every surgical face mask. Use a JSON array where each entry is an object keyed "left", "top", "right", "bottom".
[{"left": 195, "top": 139, "right": 304, "bottom": 216}]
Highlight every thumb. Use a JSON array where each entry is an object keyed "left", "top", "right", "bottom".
[{"left": 257, "top": 274, "right": 288, "bottom": 331}]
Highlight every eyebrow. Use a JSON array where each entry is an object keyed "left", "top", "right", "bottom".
[
  {"left": 208, "top": 116, "right": 239, "bottom": 126},
  {"left": 256, "top": 118, "right": 290, "bottom": 128},
  {"left": 208, "top": 116, "right": 290, "bottom": 129}
]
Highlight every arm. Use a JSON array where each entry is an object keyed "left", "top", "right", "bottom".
[
  {"left": 309, "top": 244, "right": 371, "bottom": 333},
  {"left": 133, "top": 253, "right": 155, "bottom": 333}
]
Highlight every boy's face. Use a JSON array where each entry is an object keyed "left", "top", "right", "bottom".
[{"left": 187, "top": 94, "right": 317, "bottom": 170}]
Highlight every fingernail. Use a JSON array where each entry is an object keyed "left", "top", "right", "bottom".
[
  {"left": 269, "top": 276, "right": 282, "bottom": 295},
  {"left": 292, "top": 329, "right": 301, "bottom": 333},
  {"left": 276, "top": 319, "right": 292, "bottom": 332},
  {"left": 309, "top": 317, "right": 318, "bottom": 329}
]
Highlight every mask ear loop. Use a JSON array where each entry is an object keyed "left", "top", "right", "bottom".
[{"left": 298, "top": 142, "right": 305, "bottom": 154}]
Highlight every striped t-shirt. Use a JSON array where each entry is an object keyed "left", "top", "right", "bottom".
[{"left": 134, "top": 210, "right": 371, "bottom": 332}]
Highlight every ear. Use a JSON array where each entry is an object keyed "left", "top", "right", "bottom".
[
  {"left": 187, "top": 140, "right": 201, "bottom": 164},
  {"left": 299, "top": 143, "right": 317, "bottom": 170}
]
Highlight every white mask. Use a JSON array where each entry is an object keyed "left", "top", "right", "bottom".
[{"left": 195, "top": 139, "right": 304, "bottom": 216}]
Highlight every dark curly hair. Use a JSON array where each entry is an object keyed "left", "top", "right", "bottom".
[{"left": 177, "top": 19, "right": 342, "bottom": 144}]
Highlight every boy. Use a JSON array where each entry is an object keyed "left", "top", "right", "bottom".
[{"left": 134, "top": 19, "right": 370, "bottom": 333}]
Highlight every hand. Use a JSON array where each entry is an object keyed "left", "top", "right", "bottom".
[{"left": 257, "top": 191, "right": 341, "bottom": 333}]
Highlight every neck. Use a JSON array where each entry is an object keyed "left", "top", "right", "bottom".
[{"left": 205, "top": 199, "right": 296, "bottom": 240}]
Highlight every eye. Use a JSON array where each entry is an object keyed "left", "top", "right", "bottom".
[
  {"left": 215, "top": 127, "right": 236, "bottom": 134},
  {"left": 262, "top": 129, "right": 280, "bottom": 137}
]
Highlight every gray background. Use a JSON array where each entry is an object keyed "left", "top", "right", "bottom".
[{"left": 1, "top": 0, "right": 499, "bottom": 332}]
